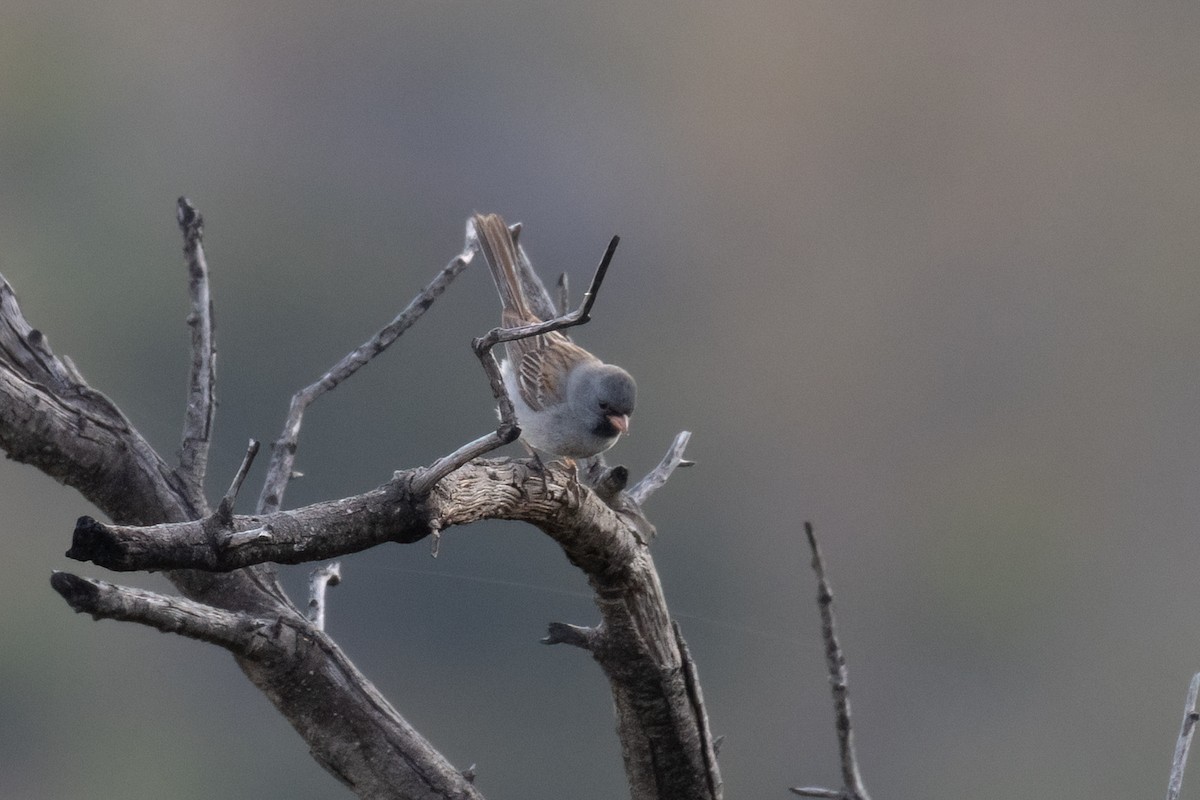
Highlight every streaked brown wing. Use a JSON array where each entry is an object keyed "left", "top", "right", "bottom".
[
  {"left": 512, "top": 330, "right": 596, "bottom": 411},
  {"left": 477, "top": 212, "right": 595, "bottom": 411}
]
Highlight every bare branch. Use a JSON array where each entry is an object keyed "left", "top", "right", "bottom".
[
  {"left": 471, "top": 231, "right": 620, "bottom": 354},
  {"left": 0, "top": 274, "right": 203, "bottom": 525},
  {"left": 256, "top": 242, "right": 474, "bottom": 514},
  {"left": 628, "top": 431, "right": 694, "bottom": 506},
  {"left": 10, "top": 210, "right": 723, "bottom": 800},
  {"left": 789, "top": 788, "right": 844, "bottom": 799},
  {"left": 6, "top": 237, "right": 487, "bottom": 798},
  {"left": 556, "top": 272, "right": 570, "bottom": 315},
  {"left": 307, "top": 562, "right": 342, "bottom": 631},
  {"left": 1167, "top": 672, "right": 1200, "bottom": 800},
  {"left": 68, "top": 477, "right": 417, "bottom": 572},
  {"left": 792, "top": 523, "right": 872, "bottom": 800},
  {"left": 64, "top": 453, "right": 721, "bottom": 797},
  {"left": 431, "top": 458, "right": 720, "bottom": 799},
  {"left": 176, "top": 197, "right": 216, "bottom": 506},
  {"left": 68, "top": 458, "right": 639, "bottom": 573},
  {"left": 215, "top": 439, "right": 260, "bottom": 526},
  {"left": 410, "top": 427, "right": 518, "bottom": 497},
  {"left": 49, "top": 572, "right": 484, "bottom": 798},
  {"left": 51, "top": 571, "right": 289, "bottom": 659}
]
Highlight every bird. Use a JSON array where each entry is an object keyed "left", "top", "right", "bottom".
[{"left": 472, "top": 212, "right": 636, "bottom": 460}]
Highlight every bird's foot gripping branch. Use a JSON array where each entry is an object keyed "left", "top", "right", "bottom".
[{"left": 0, "top": 202, "right": 720, "bottom": 800}]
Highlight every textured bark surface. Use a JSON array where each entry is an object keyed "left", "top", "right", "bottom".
[
  {"left": 1, "top": 212, "right": 721, "bottom": 799},
  {"left": 2, "top": 275, "right": 483, "bottom": 799},
  {"left": 67, "top": 458, "right": 723, "bottom": 799}
]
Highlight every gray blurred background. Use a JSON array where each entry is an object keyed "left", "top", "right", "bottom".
[{"left": 2, "top": 1, "right": 1199, "bottom": 798}]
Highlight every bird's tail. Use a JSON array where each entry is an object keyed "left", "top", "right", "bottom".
[{"left": 472, "top": 213, "right": 538, "bottom": 323}]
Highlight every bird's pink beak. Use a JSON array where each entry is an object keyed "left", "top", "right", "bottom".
[{"left": 608, "top": 413, "right": 630, "bottom": 435}]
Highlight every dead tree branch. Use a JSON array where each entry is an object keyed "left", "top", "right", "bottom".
[
  {"left": 215, "top": 438, "right": 260, "bottom": 527},
  {"left": 49, "top": 565, "right": 482, "bottom": 799},
  {"left": 52, "top": 571, "right": 289, "bottom": 656},
  {"left": 0, "top": 278, "right": 199, "bottom": 527},
  {"left": 176, "top": 197, "right": 216, "bottom": 508},
  {"left": 69, "top": 478, "right": 426, "bottom": 572},
  {"left": 308, "top": 562, "right": 342, "bottom": 631},
  {"left": 0, "top": 204, "right": 487, "bottom": 798},
  {"left": 2, "top": 207, "right": 721, "bottom": 800},
  {"left": 791, "top": 523, "right": 871, "bottom": 800},
  {"left": 1166, "top": 672, "right": 1200, "bottom": 800},
  {"left": 628, "top": 430, "right": 694, "bottom": 506}
]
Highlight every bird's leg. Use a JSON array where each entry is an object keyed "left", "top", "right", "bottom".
[
  {"left": 521, "top": 442, "right": 551, "bottom": 492},
  {"left": 560, "top": 457, "right": 586, "bottom": 504},
  {"left": 559, "top": 456, "right": 581, "bottom": 486}
]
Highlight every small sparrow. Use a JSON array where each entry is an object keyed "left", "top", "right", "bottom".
[{"left": 473, "top": 213, "right": 636, "bottom": 459}]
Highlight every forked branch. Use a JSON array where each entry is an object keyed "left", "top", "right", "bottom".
[{"left": 628, "top": 430, "right": 694, "bottom": 506}]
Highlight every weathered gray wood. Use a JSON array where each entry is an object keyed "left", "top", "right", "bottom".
[
  {"left": 66, "top": 456, "right": 723, "bottom": 798},
  {"left": 176, "top": 196, "right": 216, "bottom": 510},
  {"left": 1, "top": 210, "right": 721, "bottom": 800},
  {"left": 2, "top": 270, "right": 482, "bottom": 800}
]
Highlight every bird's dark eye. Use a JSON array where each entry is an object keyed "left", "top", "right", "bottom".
[{"left": 599, "top": 401, "right": 610, "bottom": 411}]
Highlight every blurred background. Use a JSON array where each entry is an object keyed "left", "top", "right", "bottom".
[{"left": 2, "top": 1, "right": 1199, "bottom": 798}]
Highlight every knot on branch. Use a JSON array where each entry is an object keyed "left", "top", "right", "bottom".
[
  {"left": 542, "top": 621, "right": 598, "bottom": 650},
  {"left": 588, "top": 464, "right": 629, "bottom": 502},
  {"left": 221, "top": 524, "right": 275, "bottom": 549}
]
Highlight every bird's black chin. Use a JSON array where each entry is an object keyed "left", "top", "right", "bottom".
[{"left": 594, "top": 418, "right": 622, "bottom": 439}]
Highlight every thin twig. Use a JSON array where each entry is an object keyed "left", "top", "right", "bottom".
[
  {"left": 176, "top": 197, "right": 216, "bottom": 505},
  {"left": 791, "top": 523, "right": 872, "bottom": 800},
  {"left": 225, "top": 439, "right": 260, "bottom": 504},
  {"left": 472, "top": 233, "right": 620, "bottom": 354},
  {"left": 556, "top": 272, "right": 570, "bottom": 315},
  {"left": 410, "top": 218, "right": 620, "bottom": 496},
  {"left": 307, "top": 562, "right": 342, "bottom": 631},
  {"left": 789, "top": 788, "right": 843, "bottom": 799},
  {"left": 1166, "top": 672, "right": 1200, "bottom": 800},
  {"left": 215, "top": 439, "right": 260, "bottom": 526},
  {"left": 410, "top": 428, "right": 518, "bottom": 496},
  {"left": 256, "top": 243, "right": 473, "bottom": 514},
  {"left": 627, "top": 431, "right": 693, "bottom": 506}
]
